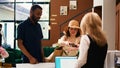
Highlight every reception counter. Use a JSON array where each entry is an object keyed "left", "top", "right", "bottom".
[{"left": 16, "top": 50, "right": 120, "bottom": 68}]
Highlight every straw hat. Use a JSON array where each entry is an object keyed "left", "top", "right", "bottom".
[{"left": 68, "top": 20, "right": 80, "bottom": 29}]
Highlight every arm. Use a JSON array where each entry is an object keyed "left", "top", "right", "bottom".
[
  {"left": 41, "top": 45, "right": 45, "bottom": 62},
  {"left": 74, "top": 35, "right": 90, "bottom": 68},
  {"left": 18, "top": 39, "right": 38, "bottom": 64},
  {"left": 39, "top": 24, "right": 44, "bottom": 62},
  {"left": 58, "top": 36, "right": 69, "bottom": 46}
]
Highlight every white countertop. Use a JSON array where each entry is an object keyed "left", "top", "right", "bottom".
[{"left": 16, "top": 63, "right": 55, "bottom": 68}]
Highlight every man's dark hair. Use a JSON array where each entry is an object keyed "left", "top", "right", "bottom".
[{"left": 30, "top": 4, "right": 42, "bottom": 11}]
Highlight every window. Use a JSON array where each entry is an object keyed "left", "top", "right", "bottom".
[{"left": 0, "top": 1, "right": 50, "bottom": 49}]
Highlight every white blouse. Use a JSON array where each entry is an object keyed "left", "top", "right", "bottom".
[{"left": 74, "top": 35, "right": 90, "bottom": 68}]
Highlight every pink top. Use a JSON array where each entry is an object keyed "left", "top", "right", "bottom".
[{"left": 0, "top": 46, "right": 9, "bottom": 58}]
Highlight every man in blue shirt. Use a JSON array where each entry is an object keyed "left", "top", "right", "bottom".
[{"left": 17, "top": 5, "right": 44, "bottom": 64}]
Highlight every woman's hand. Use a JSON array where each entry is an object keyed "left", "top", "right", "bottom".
[
  {"left": 60, "top": 41, "right": 70, "bottom": 46},
  {"left": 69, "top": 43, "right": 78, "bottom": 47}
]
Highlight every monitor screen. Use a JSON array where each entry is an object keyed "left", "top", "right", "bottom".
[{"left": 55, "top": 56, "right": 77, "bottom": 68}]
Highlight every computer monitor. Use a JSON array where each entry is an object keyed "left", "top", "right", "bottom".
[{"left": 55, "top": 56, "right": 77, "bottom": 68}]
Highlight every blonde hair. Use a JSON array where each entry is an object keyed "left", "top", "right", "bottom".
[{"left": 80, "top": 12, "right": 107, "bottom": 46}]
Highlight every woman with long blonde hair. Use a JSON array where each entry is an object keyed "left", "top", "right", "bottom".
[{"left": 75, "top": 12, "right": 108, "bottom": 68}]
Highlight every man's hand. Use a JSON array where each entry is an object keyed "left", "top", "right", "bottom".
[{"left": 29, "top": 57, "right": 38, "bottom": 64}]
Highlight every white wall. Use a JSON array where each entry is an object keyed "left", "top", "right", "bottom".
[
  {"left": 102, "top": 0, "right": 116, "bottom": 50},
  {"left": 94, "top": 0, "right": 116, "bottom": 50},
  {"left": 93, "top": 0, "right": 103, "bottom": 7}
]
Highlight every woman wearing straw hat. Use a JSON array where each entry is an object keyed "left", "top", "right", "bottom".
[
  {"left": 58, "top": 20, "right": 81, "bottom": 56},
  {"left": 45, "top": 20, "right": 81, "bottom": 62}
]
